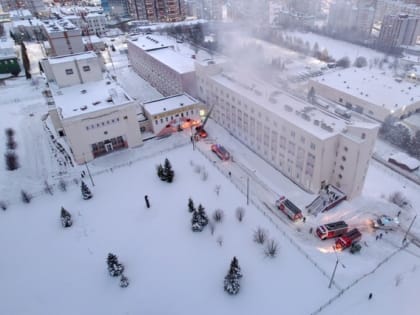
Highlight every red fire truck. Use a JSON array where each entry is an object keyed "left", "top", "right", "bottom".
[
  {"left": 275, "top": 196, "right": 303, "bottom": 222},
  {"left": 316, "top": 221, "right": 348, "bottom": 240},
  {"left": 335, "top": 228, "right": 362, "bottom": 251}
]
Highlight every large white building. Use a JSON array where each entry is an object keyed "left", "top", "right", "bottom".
[
  {"left": 66, "top": 13, "right": 107, "bottom": 37},
  {"left": 127, "top": 34, "right": 217, "bottom": 98},
  {"left": 196, "top": 62, "right": 379, "bottom": 199},
  {"left": 309, "top": 67, "right": 420, "bottom": 122},
  {"left": 42, "top": 19, "right": 85, "bottom": 56},
  {"left": 42, "top": 52, "right": 143, "bottom": 164}
]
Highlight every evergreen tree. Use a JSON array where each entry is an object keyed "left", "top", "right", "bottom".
[
  {"left": 188, "top": 197, "right": 195, "bottom": 213},
  {"left": 157, "top": 164, "right": 165, "bottom": 180},
  {"left": 107, "top": 253, "right": 124, "bottom": 277},
  {"left": 191, "top": 210, "right": 203, "bottom": 232},
  {"left": 81, "top": 181, "right": 92, "bottom": 200},
  {"left": 163, "top": 158, "right": 174, "bottom": 183},
  {"left": 224, "top": 256, "right": 242, "bottom": 295},
  {"left": 60, "top": 206, "right": 73, "bottom": 228},
  {"left": 197, "top": 204, "right": 208, "bottom": 228},
  {"left": 120, "top": 275, "right": 129, "bottom": 288}
]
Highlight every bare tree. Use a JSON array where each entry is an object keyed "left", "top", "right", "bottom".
[
  {"left": 216, "top": 235, "right": 223, "bottom": 246},
  {"left": 264, "top": 239, "right": 279, "bottom": 258},
  {"left": 214, "top": 185, "right": 221, "bottom": 196},
  {"left": 213, "top": 209, "right": 224, "bottom": 223},
  {"left": 58, "top": 179, "right": 67, "bottom": 192},
  {"left": 236, "top": 207, "right": 245, "bottom": 222},
  {"left": 21, "top": 190, "right": 32, "bottom": 204},
  {"left": 5, "top": 151, "right": 19, "bottom": 170},
  {"left": 389, "top": 191, "right": 411, "bottom": 209},
  {"left": 253, "top": 227, "right": 268, "bottom": 245},
  {"left": 44, "top": 180, "right": 54, "bottom": 195}
]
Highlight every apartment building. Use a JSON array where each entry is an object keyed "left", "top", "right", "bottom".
[
  {"left": 127, "top": 34, "right": 208, "bottom": 98},
  {"left": 308, "top": 67, "right": 420, "bottom": 122},
  {"left": 66, "top": 13, "right": 107, "bottom": 36},
  {"left": 377, "top": 14, "right": 420, "bottom": 51},
  {"left": 42, "top": 19, "right": 85, "bottom": 56},
  {"left": 0, "top": 0, "right": 44, "bottom": 15},
  {"left": 196, "top": 62, "right": 379, "bottom": 199},
  {"left": 130, "top": 0, "right": 186, "bottom": 22}
]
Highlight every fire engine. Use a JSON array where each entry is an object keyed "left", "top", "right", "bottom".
[
  {"left": 335, "top": 228, "right": 362, "bottom": 251},
  {"left": 316, "top": 221, "right": 348, "bottom": 240},
  {"left": 275, "top": 196, "right": 303, "bottom": 221}
]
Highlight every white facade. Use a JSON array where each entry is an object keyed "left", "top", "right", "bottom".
[
  {"left": 143, "top": 94, "right": 203, "bottom": 135},
  {"left": 127, "top": 34, "right": 217, "bottom": 98},
  {"left": 40, "top": 51, "right": 104, "bottom": 87},
  {"left": 46, "top": 78, "right": 143, "bottom": 164},
  {"left": 196, "top": 62, "right": 379, "bottom": 199},
  {"left": 42, "top": 19, "right": 85, "bottom": 56},
  {"left": 309, "top": 68, "right": 420, "bottom": 122},
  {"left": 66, "top": 13, "right": 107, "bottom": 36}
]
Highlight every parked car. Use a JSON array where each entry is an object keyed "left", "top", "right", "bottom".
[
  {"left": 211, "top": 144, "right": 230, "bottom": 161},
  {"left": 371, "top": 215, "right": 400, "bottom": 231},
  {"left": 195, "top": 126, "right": 208, "bottom": 138}
]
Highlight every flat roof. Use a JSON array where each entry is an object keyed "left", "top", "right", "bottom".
[
  {"left": 143, "top": 94, "right": 199, "bottom": 116},
  {"left": 42, "top": 19, "right": 79, "bottom": 33},
  {"left": 211, "top": 70, "right": 352, "bottom": 140},
  {"left": 128, "top": 34, "right": 217, "bottom": 74},
  {"left": 311, "top": 68, "right": 420, "bottom": 110},
  {"left": 51, "top": 78, "right": 133, "bottom": 119},
  {"left": 47, "top": 51, "right": 98, "bottom": 64}
]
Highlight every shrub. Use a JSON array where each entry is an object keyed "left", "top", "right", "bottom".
[
  {"left": 5, "top": 151, "right": 19, "bottom": 170},
  {"left": 213, "top": 209, "right": 224, "bottom": 223},
  {"left": 253, "top": 227, "right": 268, "bottom": 245},
  {"left": 236, "top": 207, "right": 245, "bottom": 222},
  {"left": 21, "top": 190, "right": 32, "bottom": 204},
  {"left": 264, "top": 239, "right": 279, "bottom": 258}
]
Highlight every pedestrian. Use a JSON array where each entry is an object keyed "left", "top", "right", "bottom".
[
  {"left": 376, "top": 235, "right": 379, "bottom": 240},
  {"left": 368, "top": 293, "right": 373, "bottom": 300},
  {"left": 81, "top": 172, "right": 85, "bottom": 178},
  {"left": 228, "top": 171, "right": 231, "bottom": 177},
  {"left": 397, "top": 210, "right": 401, "bottom": 217},
  {"left": 144, "top": 195, "right": 150, "bottom": 209},
  {"left": 379, "top": 233, "right": 383, "bottom": 239},
  {"left": 303, "top": 217, "right": 306, "bottom": 223}
]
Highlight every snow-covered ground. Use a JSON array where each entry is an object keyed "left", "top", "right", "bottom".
[{"left": 1, "top": 42, "right": 420, "bottom": 315}]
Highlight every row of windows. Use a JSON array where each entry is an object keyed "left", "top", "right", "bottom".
[
  {"left": 85, "top": 117, "right": 121, "bottom": 130},
  {"left": 65, "top": 65, "right": 90, "bottom": 75},
  {"left": 154, "top": 110, "right": 195, "bottom": 125}
]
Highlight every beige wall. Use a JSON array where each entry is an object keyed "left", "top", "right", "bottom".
[{"left": 61, "top": 103, "right": 143, "bottom": 164}]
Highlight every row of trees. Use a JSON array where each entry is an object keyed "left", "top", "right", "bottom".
[
  {"left": 107, "top": 253, "right": 129, "bottom": 288},
  {"left": 5, "top": 128, "right": 19, "bottom": 171},
  {"left": 380, "top": 118, "right": 420, "bottom": 159}
]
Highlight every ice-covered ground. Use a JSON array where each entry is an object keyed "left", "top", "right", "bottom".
[{"left": 0, "top": 42, "right": 419, "bottom": 315}]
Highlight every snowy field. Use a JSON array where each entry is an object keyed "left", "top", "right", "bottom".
[{"left": 1, "top": 43, "right": 420, "bottom": 315}]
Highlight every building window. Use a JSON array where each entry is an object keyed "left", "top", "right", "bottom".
[
  {"left": 82, "top": 65, "right": 91, "bottom": 72},
  {"left": 361, "top": 133, "right": 366, "bottom": 139},
  {"left": 65, "top": 69, "right": 74, "bottom": 75},
  {"left": 340, "top": 165, "right": 344, "bottom": 170},
  {"left": 344, "top": 146, "right": 348, "bottom": 152},
  {"left": 310, "top": 142, "right": 316, "bottom": 150},
  {"left": 342, "top": 156, "right": 346, "bottom": 162}
]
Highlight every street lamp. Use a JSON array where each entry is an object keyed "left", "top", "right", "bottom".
[
  {"left": 328, "top": 246, "right": 345, "bottom": 289},
  {"left": 403, "top": 215, "right": 417, "bottom": 245}
]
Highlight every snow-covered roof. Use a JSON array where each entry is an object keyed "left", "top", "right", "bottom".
[
  {"left": 143, "top": 94, "right": 199, "bottom": 116},
  {"left": 311, "top": 68, "right": 420, "bottom": 110},
  {"left": 47, "top": 51, "right": 98, "bottom": 64},
  {"left": 211, "top": 70, "right": 353, "bottom": 140},
  {"left": 8, "top": 9, "right": 32, "bottom": 20},
  {"left": 0, "top": 36, "right": 15, "bottom": 58},
  {"left": 11, "top": 18, "right": 43, "bottom": 27},
  {"left": 42, "top": 19, "right": 79, "bottom": 33},
  {"left": 82, "top": 35, "right": 103, "bottom": 44},
  {"left": 388, "top": 152, "right": 420, "bottom": 171},
  {"left": 51, "top": 79, "right": 134, "bottom": 119},
  {"left": 128, "top": 34, "right": 217, "bottom": 74}
]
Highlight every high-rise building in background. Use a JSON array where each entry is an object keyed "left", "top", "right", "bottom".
[
  {"left": 0, "top": 0, "right": 44, "bottom": 15},
  {"left": 377, "top": 14, "right": 420, "bottom": 51},
  {"left": 185, "top": 0, "right": 223, "bottom": 20},
  {"left": 101, "top": 0, "right": 131, "bottom": 18},
  {"left": 227, "top": 0, "right": 269, "bottom": 25},
  {"left": 328, "top": 0, "right": 375, "bottom": 39},
  {"left": 375, "top": 0, "right": 420, "bottom": 25},
  {"left": 130, "top": 0, "right": 186, "bottom": 22}
]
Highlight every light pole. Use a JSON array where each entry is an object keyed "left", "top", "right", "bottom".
[
  {"left": 403, "top": 215, "right": 417, "bottom": 244},
  {"left": 246, "top": 176, "right": 250, "bottom": 205},
  {"left": 328, "top": 246, "right": 345, "bottom": 289},
  {"left": 83, "top": 154, "right": 95, "bottom": 187}
]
